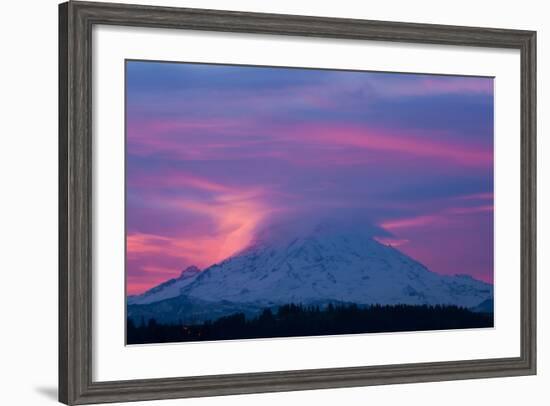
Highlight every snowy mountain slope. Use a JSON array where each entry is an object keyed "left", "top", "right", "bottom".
[
  {"left": 127, "top": 266, "right": 200, "bottom": 305},
  {"left": 128, "top": 219, "right": 493, "bottom": 324},
  {"left": 181, "top": 220, "right": 492, "bottom": 307}
]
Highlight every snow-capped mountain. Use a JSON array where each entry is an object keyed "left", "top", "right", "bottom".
[
  {"left": 128, "top": 219, "right": 493, "bottom": 324},
  {"left": 127, "top": 265, "right": 200, "bottom": 305}
]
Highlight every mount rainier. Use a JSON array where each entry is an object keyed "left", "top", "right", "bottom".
[{"left": 127, "top": 219, "right": 493, "bottom": 325}]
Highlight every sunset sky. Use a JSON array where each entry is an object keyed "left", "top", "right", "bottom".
[{"left": 126, "top": 60, "right": 494, "bottom": 295}]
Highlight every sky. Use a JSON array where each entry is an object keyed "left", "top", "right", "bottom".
[{"left": 126, "top": 60, "right": 494, "bottom": 295}]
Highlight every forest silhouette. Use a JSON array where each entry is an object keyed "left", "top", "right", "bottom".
[{"left": 127, "top": 303, "right": 493, "bottom": 344}]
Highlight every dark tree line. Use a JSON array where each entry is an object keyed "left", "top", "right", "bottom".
[{"left": 127, "top": 303, "right": 493, "bottom": 345}]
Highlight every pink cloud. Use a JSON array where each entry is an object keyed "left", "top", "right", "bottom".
[
  {"left": 381, "top": 214, "right": 443, "bottom": 231},
  {"left": 447, "top": 205, "right": 493, "bottom": 215},
  {"left": 453, "top": 192, "right": 493, "bottom": 201},
  {"left": 283, "top": 124, "right": 492, "bottom": 168},
  {"left": 128, "top": 169, "right": 231, "bottom": 193},
  {"left": 126, "top": 173, "right": 278, "bottom": 294},
  {"left": 380, "top": 204, "right": 493, "bottom": 232},
  {"left": 127, "top": 117, "right": 492, "bottom": 169},
  {"left": 372, "top": 76, "right": 493, "bottom": 98}
]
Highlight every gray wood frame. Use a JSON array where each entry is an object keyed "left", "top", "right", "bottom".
[{"left": 59, "top": 1, "right": 537, "bottom": 404}]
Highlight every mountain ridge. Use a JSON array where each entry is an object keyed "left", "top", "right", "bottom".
[{"left": 128, "top": 265, "right": 201, "bottom": 305}]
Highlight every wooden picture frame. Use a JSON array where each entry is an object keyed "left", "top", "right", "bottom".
[{"left": 59, "top": 1, "right": 536, "bottom": 404}]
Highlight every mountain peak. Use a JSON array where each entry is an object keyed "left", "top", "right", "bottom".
[
  {"left": 179, "top": 265, "right": 200, "bottom": 279},
  {"left": 128, "top": 265, "right": 201, "bottom": 306}
]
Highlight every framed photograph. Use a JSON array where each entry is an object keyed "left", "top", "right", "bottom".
[{"left": 59, "top": 1, "right": 536, "bottom": 404}]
